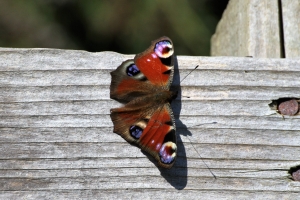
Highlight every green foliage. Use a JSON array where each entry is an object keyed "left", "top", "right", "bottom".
[{"left": 0, "top": 0, "right": 227, "bottom": 56}]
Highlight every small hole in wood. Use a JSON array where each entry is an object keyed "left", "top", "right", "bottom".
[
  {"left": 268, "top": 98, "right": 299, "bottom": 116},
  {"left": 288, "top": 166, "right": 300, "bottom": 181}
]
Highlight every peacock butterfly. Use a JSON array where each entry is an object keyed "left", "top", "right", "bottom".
[{"left": 110, "top": 36, "right": 177, "bottom": 168}]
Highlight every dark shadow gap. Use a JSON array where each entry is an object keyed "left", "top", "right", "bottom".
[
  {"left": 278, "top": 0, "right": 286, "bottom": 58},
  {"left": 288, "top": 165, "right": 300, "bottom": 181},
  {"left": 158, "top": 55, "right": 189, "bottom": 190}
]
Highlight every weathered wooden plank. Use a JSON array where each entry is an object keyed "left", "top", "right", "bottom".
[
  {"left": 0, "top": 142, "right": 299, "bottom": 160},
  {"left": 0, "top": 176, "right": 297, "bottom": 191},
  {"left": 0, "top": 158, "right": 297, "bottom": 170},
  {"left": 1, "top": 127, "right": 300, "bottom": 146},
  {"left": 0, "top": 100, "right": 293, "bottom": 116},
  {"left": 0, "top": 49, "right": 127, "bottom": 70},
  {"left": 211, "top": 0, "right": 281, "bottom": 57},
  {"left": 0, "top": 167, "right": 291, "bottom": 179},
  {"left": 281, "top": 0, "right": 300, "bottom": 58},
  {"left": 1, "top": 48, "right": 300, "bottom": 199},
  {"left": 2, "top": 68, "right": 300, "bottom": 87},
  {"left": 2, "top": 48, "right": 300, "bottom": 72},
  {"left": 1, "top": 115, "right": 299, "bottom": 129},
  {"left": 1, "top": 85, "right": 300, "bottom": 102},
  {"left": 0, "top": 85, "right": 109, "bottom": 102},
  {"left": 0, "top": 190, "right": 298, "bottom": 200}
]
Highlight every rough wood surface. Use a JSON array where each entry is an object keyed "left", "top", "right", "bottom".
[
  {"left": 1, "top": 48, "right": 300, "bottom": 199},
  {"left": 211, "top": 0, "right": 281, "bottom": 58},
  {"left": 281, "top": 0, "right": 300, "bottom": 58}
]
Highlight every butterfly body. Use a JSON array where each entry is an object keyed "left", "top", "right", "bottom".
[{"left": 110, "top": 36, "right": 177, "bottom": 168}]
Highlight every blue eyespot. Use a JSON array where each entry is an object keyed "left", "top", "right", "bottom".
[
  {"left": 126, "top": 64, "right": 140, "bottom": 77},
  {"left": 159, "top": 142, "right": 177, "bottom": 164},
  {"left": 129, "top": 125, "right": 143, "bottom": 139}
]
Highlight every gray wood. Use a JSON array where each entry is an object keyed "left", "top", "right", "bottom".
[
  {"left": 211, "top": 0, "right": 281, "bottom": 58},
  {"left": 1, "top": 48, "right": 300, "bottom": 199},
  {"left": 281, "top": 0, "right": 300, "bottom": 58}
]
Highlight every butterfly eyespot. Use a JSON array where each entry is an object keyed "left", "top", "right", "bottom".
[
  {"left": 126, "top": 64, "right": 140, "bottom": 77},
  {"left": 154, "top": 40, "right": 173, "bottom": 58},
  {"left": 159, "top": 141, "right": 177, "bottom": 164},
  {"left": 129, "top": 125, "right": 143, "bottom": 139}
]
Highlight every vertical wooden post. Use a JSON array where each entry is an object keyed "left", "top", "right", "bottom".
[
  {"left": 281, "top": 0, "right": 300, "bottom": 58},
  {"left": 211, "top": 0, "right": 300, "bottom": 58}
]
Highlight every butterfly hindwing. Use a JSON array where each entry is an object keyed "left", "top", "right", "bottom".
[
  {"left": 110, "top": 103, "right": 176, "bottom": 168},
  {"left": 110, "top": 36, "right": 177, "bottom": 168}
]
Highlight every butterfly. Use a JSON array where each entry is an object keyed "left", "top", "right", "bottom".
[{"left": 110, "top": 36, "right": 177, "bottom": 168}]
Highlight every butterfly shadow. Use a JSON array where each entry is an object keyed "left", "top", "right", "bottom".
[{"left": 144, "top": 56, "right": 192, "bottom": 190}]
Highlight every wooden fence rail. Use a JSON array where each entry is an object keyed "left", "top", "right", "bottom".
[
  {"left": 0, "top": 48, "right": 300, "bottom": 199},
  {"left": 1, "top": 0, "right": 300, "bottom": 199}
]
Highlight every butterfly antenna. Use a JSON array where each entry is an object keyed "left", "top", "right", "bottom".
[
  {"left": 186, "top": 135, "right": 217, "bottom": 179},
  {"left": 179, "top": 65, "right": 198, "bottom": 98},
  {"left": 180, "top": 65, "right": 198, "bottom": 84}
]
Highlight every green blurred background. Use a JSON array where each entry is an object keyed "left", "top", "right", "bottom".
[{"left": 0, "top": 0, "right": 228, "bottom": 56}]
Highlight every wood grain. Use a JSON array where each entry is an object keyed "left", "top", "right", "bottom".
[
  {"left": 281, "top": 0, "right": 300, "bottom": 58},
  {"left": 1, "top": 48, "right": 300, "bottom": 199},
  {"left": 211, "top": 0, "right": 281, "bottom": 58}
]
